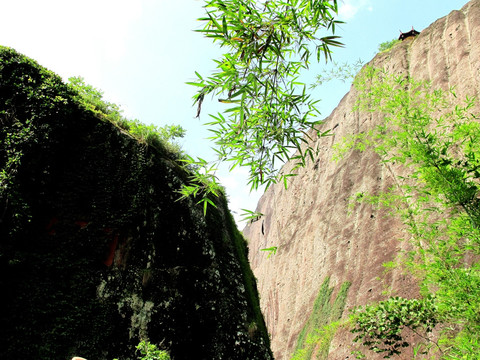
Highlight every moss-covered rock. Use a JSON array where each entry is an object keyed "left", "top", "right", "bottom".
[{"left": 0, "top": 46, "right": 272, "bottom": 360}]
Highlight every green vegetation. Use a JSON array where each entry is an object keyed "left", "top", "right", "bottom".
[
  {"left": 311, "top": 59, "right": 364, "bottom": 88},
  {"left": 135, "top": 341, "right": 170, "bottom": 360},
  {"left": 185, "top": 0, "right": 343, "bottom": 214},
  {"left": 311, "top": 37, "right": 400, "bottom": 90},
  {"left": 377, "top": 38, "right": 400, "bottom": 52},
  {"left": 176, "top": 155, "right": 224, "bottom": 215},
  {"left": 260, "top": 246, "right": 278, "bottom": 258},
  {"left": 68, "top": 76, "right": 186, "bottom": 154},
  {"left": 351, "top": 296, "right": 438, "bottom": 358},
  {"left": 337, "top": 66, "right": 480, "bottom": 358},
  {"left": 0, "top": 45, "right": 73, "bottom": 237},
  {"left": 113, "top": 341, "right": 170, "bottom": 360},
  {"left": 291, "top": 277, "right": 351, "bottom": 360}
]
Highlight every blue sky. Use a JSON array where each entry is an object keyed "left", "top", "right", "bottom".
[{"left": 0, "top": 0, "right": 469, "bottom": 225}]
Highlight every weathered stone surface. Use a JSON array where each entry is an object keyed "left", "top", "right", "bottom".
[{"left": 243, "top": 1, "right": 480, "bottom": 359}]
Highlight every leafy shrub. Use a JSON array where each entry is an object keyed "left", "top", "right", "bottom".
[
  {"left": 378, "top": 39, "right": 400, "bottom": 52},
  {"left": 136, "top": 341, "right": 170, "bottom": 360},
  {"left": 113, "top": 341, "right": 170, "bottom": 360},
  {"left": 351, "top": 297, "right": 438, "bottom": 358}
]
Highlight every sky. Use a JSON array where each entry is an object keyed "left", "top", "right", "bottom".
[{"left": 0, "top": 0, "right": 470, "bottom": 226}]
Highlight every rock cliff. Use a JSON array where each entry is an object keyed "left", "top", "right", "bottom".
[
  {"left": 0, "top": 47, "right": 272, "bottom": 360},
  {"left": 243, "top": 1, "right": 480, "bottom": 359}
]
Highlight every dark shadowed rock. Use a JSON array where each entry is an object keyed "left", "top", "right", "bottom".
[{"left": 0, "top": 47, "right": 272, "bottom": 360}]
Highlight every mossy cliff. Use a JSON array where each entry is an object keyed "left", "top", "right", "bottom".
[{"left": 0, "top": 46, "right": 272, "bottom": 360}]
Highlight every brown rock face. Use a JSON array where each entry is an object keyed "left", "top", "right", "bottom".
[{"left": 243, "top": 1, "right": 480, "bottom": 359}]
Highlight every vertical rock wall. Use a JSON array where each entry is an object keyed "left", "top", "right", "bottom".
[
  {"left": 0, "top": 47, "right": 272, "bottom": 360},
  {"left": 243, "top": 1, "right": 480, "bottom": 359}
]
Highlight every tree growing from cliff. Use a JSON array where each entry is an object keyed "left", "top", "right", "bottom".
[
  {"left": 340, "top": 67, "right": 480, "bottom": 358},
  {"left": 183, "top": 0, "right": 343, "bottom": 213}
]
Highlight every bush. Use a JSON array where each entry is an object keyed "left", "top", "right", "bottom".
[
  {"left": 113, "top": 341, "right": 170, "bottom": 360},
  {"left": 378, "top": 39, "right": 400, "bottom": 52}
]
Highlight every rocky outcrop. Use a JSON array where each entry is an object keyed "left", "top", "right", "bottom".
[
  {"left": 243, "top": 1, "right": 480, "bottom": 359},
  {"left": 0, "top": 47, "right": 272, "bottom": 360}
]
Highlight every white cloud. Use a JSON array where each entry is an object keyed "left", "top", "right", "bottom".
[
  {"left": 338, "top": 0, "right": 373, "bottom": 20},
  {"left": 0, "top": 0, "right": 143, "bottom": 83}
]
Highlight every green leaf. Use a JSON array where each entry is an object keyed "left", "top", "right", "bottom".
[
  {"left": 260, "top": 246, "right": 278, "bottom": 258},
  {"left": 186, "top": 81, "right": 205, "bottom": 87},
  {"left": 185, "top": 0, "right": 344, "bottom": 212}
]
